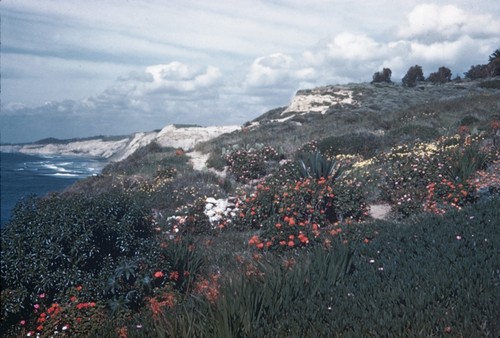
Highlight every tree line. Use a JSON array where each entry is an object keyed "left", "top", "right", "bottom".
[{"left": 371, "top": 48, "right": 500, "bottom": 87}]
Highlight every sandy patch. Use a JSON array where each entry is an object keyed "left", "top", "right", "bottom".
[{"left": 369, "top": 204, "right": 391, "bottom": 220}]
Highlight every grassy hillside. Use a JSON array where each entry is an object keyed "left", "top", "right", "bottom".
[{"left": 1, "top": 79, "right": 499, "bottom": 337}]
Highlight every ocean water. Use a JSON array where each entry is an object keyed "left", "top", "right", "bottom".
[{"left": 0, "top": 152, "right": 106, "bottom": 227}]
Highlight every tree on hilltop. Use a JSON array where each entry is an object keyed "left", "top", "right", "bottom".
[
  {"left": 464, "top": 64, "right": 489, "bottom": 79},
  {"left": 427, "top": 66, "right": 452, "bottom": 84},
  {"left": 402, "top": 65, "right": 424, "bottom": 87},
  {"left": 371, "top": 68, "right": 392, "bottom": 84},
  {"left": 465, "top": 48, "right": 500, "bottom": 79},
  {"left": 488, "top": 48, "right": 500, "bottom": 62}
]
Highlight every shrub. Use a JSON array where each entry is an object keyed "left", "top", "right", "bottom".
[
  {"left": 488, "top": 58, "right": 500, "bottom": 77},
  {"left": 380, "top": 142, "right": 449, "bottom": 217},
  {"left": 402, "top": 65, "right": 424, "bottom": 87},
  {"left": 1, "top": 191, "right": 162, "bottom": 332},
  {"left": 445, "top": 143, "right": 489, "bottom": 183},
  {"left": 386, "top": 124, "right": 440, "bottom": 144},
  {"left": 427, "top": 66, "right": 452, "bottom": 84},
  {"left": 464, "top": 64, "right": 489, "bottom": 80},
  {"left": 237, "top": 156, "right": 367, "bottom": 251},
  {"left": 371, "top": 68, "right": 392, "bottom": 83},
  {"left": 205, "top": 149, "right": 226, "bottom": 171},
  {"left": 379, "top": 136, "right": 492, "bottom": 217},
  {"left": 225, "top": 145, "right": 280, "bottom": 182},
  {"left": 489, "top": 48, "right": 500, "bottom": 62},
  {"left": 296, "top": 151, "right": 342, "bottom": 180},
  {"left": 458, "top": 115, "right": 480, "bottom": 126},
  {"left": 102, "top": 144, "right": 188, "bottom": 177},
  {"left": 479, "top": 79, "right": 500, "bottom": 89},
  {"left": 318, "top": 133, "right": 383, "bottom": 158}
]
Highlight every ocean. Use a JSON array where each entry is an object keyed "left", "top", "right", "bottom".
[{"left": 0, "top": 152, "right": 106, "bottom": 227}]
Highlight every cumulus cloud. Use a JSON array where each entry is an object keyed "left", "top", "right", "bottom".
[
  {"left": 398, "top": 3, "right": 500, "bottom": 42},
  {"left": 244, "top": 53, "right": 294, "bottom": 87},
  {"left": 295, "top": 3, "right": 499, "bottom": 83},
  {"left": 2, "top": 1, "right": 500, "bottom": 143},
  {"left": 128, "top": 62, "right": 222, "bottom": 95}
]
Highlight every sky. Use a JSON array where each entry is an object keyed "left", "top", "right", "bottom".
[{"left": 1, "top": 0, "right": 499, "bottom": 143}]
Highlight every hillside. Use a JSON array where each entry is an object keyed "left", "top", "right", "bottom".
[
  {"left": 197, "top": 78, "right": 500, "bottom": 158},
  {"left": 1, "top": 78, "right": 500, "bottom": 337}
]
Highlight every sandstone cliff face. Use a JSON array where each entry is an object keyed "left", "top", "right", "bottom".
[{"left": 1, "top": 125, "right": 240, "bottom": 161}]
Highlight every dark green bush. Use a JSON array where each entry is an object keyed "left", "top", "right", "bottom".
[
  {"left": 402, "top": 65, "right": 424, "bottom": 87},
  {"left": 205, "top": 149, "right": 226, "bottom": 171},
  {"left": 0, "top": 191, "right": 160, "bottom": 331},
  {"left": 237, "top": 155, "right": 367, "bottom": 251},
  {"left": 464, "top": 64, "right": 489, "bottom": 80},
  {"left": 318, "top": 132, "right": 383, "bottom": 158},
  {"left": 225, "top": 146, "right": 280, "bottom": 182},
  {"left": 459, "top": 115, "right": 480, "bottom": 126},
  {"left": 427, "top": 66, "right": 452, "bottom": 84},
  {"left": 102, "top": 144, "right": 188, "bottom": 177},
  {"left": 479, "top": 79, "right": 500, "bottom": 89},
  {"left": 387, "top": 124, "right": 440, "bottom": 144},
  {"left": 371, "top": 68, "right": 392, "bottom": 83}
]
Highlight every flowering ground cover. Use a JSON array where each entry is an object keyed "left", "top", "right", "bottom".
[{"left": 1, "top": 109, "right": 499, "bottom": 336}]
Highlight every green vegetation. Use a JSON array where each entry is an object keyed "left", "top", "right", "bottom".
[{"left": 1, "top": 54, "right": 500, "bottom": 336}]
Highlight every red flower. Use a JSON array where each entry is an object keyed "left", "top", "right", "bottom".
[
  {"left": 169, "top": 271, "right": 179, "bottom": 281},
  {"left": 154, "top": 271, "right": 164, "bottom": 278}
]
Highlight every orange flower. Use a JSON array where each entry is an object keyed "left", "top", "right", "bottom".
[
  {"left": 256, "top": 242, "right": 264, "bottom": 249},
  {"left": 298, "top": 234, "right": 309, "bottom": 244},
  {"left": 248, "top": 235, "right": 259, "bottom": 245},
  {"left": 117, "top": 326, "right": 128, "bottom": 338},
  {"left": 287, "top": 241, "right": 295, "bottom": 247},
  {"left": 275, "top": 223, "right": 282, "bottom": 229},
  {"left": 154, "top": 271, "right": 164, "bottom": 278},
  {"left": 288, "top": 217, "right": 296, "bottom": 226},
  {"left": 169, "top": 271, "right": 179, "bottom": 281}
]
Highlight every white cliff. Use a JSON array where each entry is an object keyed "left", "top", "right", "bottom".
[{"left": 1, "top": 125, "right": 240, "bottom": 162}]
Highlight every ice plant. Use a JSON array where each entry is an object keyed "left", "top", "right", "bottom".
[{"left": 154, "top": 271, "right": 164, "bottom": 278}]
